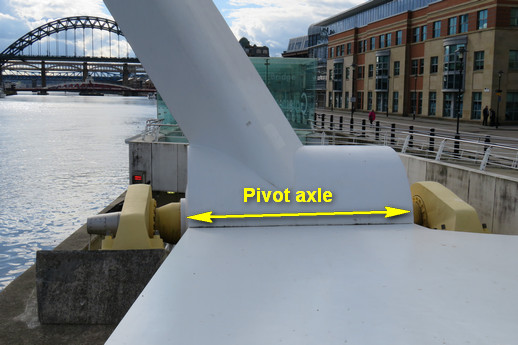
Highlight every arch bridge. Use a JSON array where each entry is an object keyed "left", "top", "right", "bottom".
[{"left": 0, "top": 16, "right": 149, "bottom": 91}]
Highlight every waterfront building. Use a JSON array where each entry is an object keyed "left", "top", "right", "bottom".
[
  {"left": 308, "top": 0, "right": 518, "bottom": 124},
  {"left": 282, "top": 36, "right": 309, "bottom": 58},
  {"left": 239, "top": 37, "right": 270, "bottom": 57}
]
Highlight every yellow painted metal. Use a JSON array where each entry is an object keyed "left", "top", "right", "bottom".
[
  {"left": 411, "top": 181, "right": 488, "bottom": 233},
  {"left": 155, "top": 202, "right": 182, "bottom": 244},
  {"left": 102, "top": 184, "right": 164, "bottom": 250}
]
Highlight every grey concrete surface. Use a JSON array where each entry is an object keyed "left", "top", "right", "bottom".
[
  {"left": 37, "top": 249, "right": 167, "bottom": 325},
  {"left": 0, "top": 194, "right": 126, "bottom": 345}
]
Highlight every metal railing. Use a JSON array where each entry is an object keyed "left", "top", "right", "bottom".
[
  {"left": 306, "top": 115, "right": 518, "bottom": 172},
  {"left": 140, "top": 119, "right": 186, "bottom": 142}
]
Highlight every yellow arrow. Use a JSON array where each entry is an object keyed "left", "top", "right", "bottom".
[{"left": 187, "top": 207, "right": 410, "bottom": 223}]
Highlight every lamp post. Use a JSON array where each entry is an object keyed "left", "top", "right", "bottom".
[
  {"left": 264, "top": 58, "right": 270, "bottom": 88},
  {"left": 413, "top": 74, "right": 417, "bottom": 120},
  {"left": 496, "top": 70, "right": 503, "bottom": 129},
  {"left": 453, "top": 46, "right": 465, "bottom": 157},
  {"left": 329, "top": 69, "right": 334, "bottom": 112},
  {"left": 350, "top": 63, "right": 356, "bottom": 120},
  {"left": 386, "top": 75, "right": 390, "bottom": 117},
  {"left": 455, "top": 46, "right": 465, "bottom": 135}
]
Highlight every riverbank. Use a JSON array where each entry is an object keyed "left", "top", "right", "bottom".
[{"left": 0, "top": 194, "right": 125, "bottom": 345}]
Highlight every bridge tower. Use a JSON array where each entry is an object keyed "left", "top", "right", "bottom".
[
  {"left": 40, "top": 61, "right": 47, "bottom": 95},
  {"left": 83, "top": 62, "right": 88, "bottom": 82}
]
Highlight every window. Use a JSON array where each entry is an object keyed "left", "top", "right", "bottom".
[
  {"left": 507, "top": 93, "right": 518, "bottom": 120},
  {"left": 413, "top": 27, "right": 420, "bottom": 42},
  {"left": 460, "top": 14, "right": 469, "bottom": 33},
  {"left": 357, "top": 91, "right": 363, "bottom": 110},
  {"left": 410, "top": 92, "right": 417, "bottom": 115},
  {"left": 345, "top": 67, "right": 350, "bottom": 80},
  {"left": 386, "top": 33, "right": 392, "bottom": 47},
  {"left": 511, "top": 8, "right": 518, "bottom": 26},
  {"left": 380, "top": 34, "right": 386, "bottom": 48},
  {"left": 472, "top": 92, "right": 482, "bottom": 119},
  {"left": 396, "top": 30, "right": 402, "bottom": 45},
  {"left": 478, "top": 9, "right": 488, "bottom": 30},
  {"left": 411, "top": 59, "right": 419, "bottom": 75},
  {"left": 376, "top": 92, "right": 384, "bottom": 112},
  {"left": 430, "top": 56, "right": 438, "bottom": 73},
  {"left": 419, "top": 58, "right": 424, "bottom": 75},
  {"left": 347, "top": 43, "right": 352, "bottom": 54},
  {"left": 418, "top": 92, "right": 423, "bottom": 114},
  {"left": 345, "top": 92, "right": 349, "bottom": 109},
  {"left": 448, "top": 17, "right": 457, "bottom": 35},
  {"left": 392, "top": 91, "right": 399, "bottom": 113},
  {"left": 370, "top": 37, "right": 376, "bottom": 50},
  {"left": 358, "top": 41, "right": 363, "bottom": 53},
  {"left": 333, "top": 63, "right": 343, "bottom": 91},
  {"left": 474, "top": 51, "right": 484, "bottom": 71},
  {"left": 509, "top": 50, "right": 518, "bottom": 70},
  {"left": 375, "top": 55, "right": 389, "bottom": 90},
  {"left": 329, "top": 47, "right": 334, "bottom": 58},
  {"left": 429, "top": 92, "right": 436, "bottom": 116},
  {"left": 394, "top": 61, "right": 400, "bottom": 76},
  {"left": 368, "top": 92, "right": 373, "bottom": 110},
  {"left": 357, "top": 65, "right": 364, "bottom": 79},
  {"left": 422, "top": 25, "right": 427, "bottom": 40},
  {"left": 433, "top": 21, "right": 441, "bottom": 38},
  {"left": 368, "top": 64, "right": 374, "bottom": 78}
]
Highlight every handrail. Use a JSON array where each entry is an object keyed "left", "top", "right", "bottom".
[{"left": 308, "top": 116, "right": 518, "bottom": 172}]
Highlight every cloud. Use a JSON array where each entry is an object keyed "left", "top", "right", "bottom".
[
  {"left": 220, "top": 0, "right": 364, "bottom": 56},
  {"left": 7, "top": 0, "right": 110, "bottom": 29}
]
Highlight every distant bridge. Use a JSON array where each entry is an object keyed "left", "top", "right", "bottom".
[
  {"left": 0, "top": 16, "right": 149, "bottom": 92},
  {"left": 17, "top": 79, "right": 155, "bottom": 96}
]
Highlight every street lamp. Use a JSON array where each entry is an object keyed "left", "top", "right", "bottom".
[
  {"left": 350, "top": 63, "right": 356, "bottom": 120},
  {"left": 413, "top": 74, "right": 417, "bottom": 120},
  {"left": 455, "top": 46, "right": 465, "bottom": 135},
  {"left": 329, "top": 68, "right": 334, "bottom": 112},
  {"left": 386, "top": 75, "right": 390, "bottom": 117},
  {"left": 264, "top": 58, "right": 270, "bottom": 89},
  {"left": 496, "top": 70, "right": 503, "bottom": 129}
]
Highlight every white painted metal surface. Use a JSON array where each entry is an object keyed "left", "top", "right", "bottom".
[
  {"left": 107, "top": 224, "right": 518, "bottom": 344},
  {"left": 104, "top": 0, "right": 301, "bottom": 188},
  {"left": 103, "top": 0, "right": 518, "bottom": 344}
]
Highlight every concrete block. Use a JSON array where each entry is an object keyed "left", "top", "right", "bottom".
[
  {"left": 426, "top": 161, "right": 470, "bottom": 201},
  {"left": 492, "top": 177, "right": 518, "bottom": 235},
  {"left": 467, "top": 171, "right": 496, "bottom": 232},
  {"left": 36, "top": 249, "right": 167, "bottom": 324},
  {"left": 399, "top": 154, "right": 426, "bottom": 185}
]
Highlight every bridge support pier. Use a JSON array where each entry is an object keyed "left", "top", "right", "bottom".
[
  {"left": 122, "top": 63, "right": 129, "bottom": 87},
  {"left": 40, "top": 61, "right": 48, "bottom": 95},
  {"left": 83, "top": 62, "right": 88, "bottom": 81}
]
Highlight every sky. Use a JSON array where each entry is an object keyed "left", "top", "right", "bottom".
[{"left": 0, "top": 0, "right": 363, "bottom": 57}]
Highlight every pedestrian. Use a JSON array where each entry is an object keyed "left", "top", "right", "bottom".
[
  {"left": 490, "top": 108, "right": 496, "bottom": 126},
  {"left": 482, "top": 105, "right": 489, "bottom": 126},
  {"left": 368, "top": 109, "right": 376, "bottom": 127}
]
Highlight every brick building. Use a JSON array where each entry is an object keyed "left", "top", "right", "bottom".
[{"left": 308, "top": 0, "right": 518, "bottom": 124}]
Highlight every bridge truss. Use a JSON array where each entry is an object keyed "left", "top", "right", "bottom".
[
  {"left": 0, "top": 16, "right": 150, "bottom": 90},
  {"left": 0, "top": 16, "right": 133, "bottom": 59}
]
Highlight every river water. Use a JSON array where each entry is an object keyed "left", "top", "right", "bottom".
[{"left": 0, "top": 93, "right": 155, "bottom": 290}]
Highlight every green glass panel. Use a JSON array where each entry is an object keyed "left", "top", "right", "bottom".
[
  {"left": 156, "top": 57, "right": 317, "bottom": 142},
  {"left": 250, "top": 57, "right": 317, "bottom": 130}
]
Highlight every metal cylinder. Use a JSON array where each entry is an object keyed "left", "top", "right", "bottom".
[{"left": 87, "top": 212, "right": 121, "bottom": 236}]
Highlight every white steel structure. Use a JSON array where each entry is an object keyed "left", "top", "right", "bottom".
[{"left": 104, "top": 0, "right": 518, "bottom": 344}]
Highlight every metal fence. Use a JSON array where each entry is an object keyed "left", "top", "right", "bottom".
[{"left": 304, "top": 114, "right": 518, "bottom": 172}]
